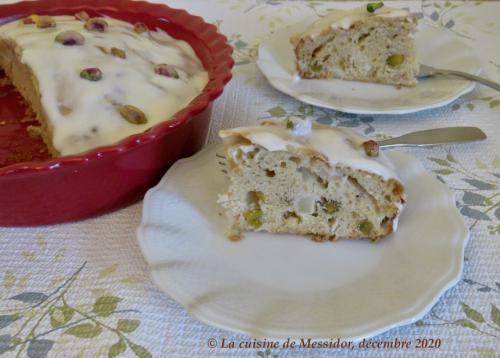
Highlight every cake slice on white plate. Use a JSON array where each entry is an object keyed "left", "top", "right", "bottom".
[
  {"left": 218, "top": 118, "right": 406, "bottom": 242},
  {"left": 290, "top": 2, "right": 419, "bottom": 86}
]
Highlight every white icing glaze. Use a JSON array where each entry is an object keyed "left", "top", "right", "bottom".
[
  {"left": 0, "top": 16, "right": 209, "bottom": 155},
  {"left": 291, "top": 117, "right": 312, "bottom": 136},
  {"left": 302, "top": 6, "right": 411, "bottom": 38},
  {"left": 220, "top": 118, "right": 399, "bottom": 181}
]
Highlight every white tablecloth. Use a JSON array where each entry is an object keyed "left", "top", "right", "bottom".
[{"left": 1, "top": 1, "right": 499, "bottom": 357}]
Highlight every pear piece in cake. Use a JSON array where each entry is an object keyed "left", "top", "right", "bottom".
[{"left": 290, "top": 3, "right": 419, "bottom": 86}]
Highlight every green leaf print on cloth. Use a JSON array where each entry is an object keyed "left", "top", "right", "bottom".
[{"left": 0, "top": 262, "right": 151, "bottom": 358}]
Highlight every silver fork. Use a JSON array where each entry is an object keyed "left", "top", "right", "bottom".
[{"left": 418, "top": 64, "right": 500, "bottom": 91}]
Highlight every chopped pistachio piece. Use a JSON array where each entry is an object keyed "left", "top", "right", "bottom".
[
  {"left": 119, "top": 105, "right": 147, "bottom": 125},
  {"left": 96, "top": 46, "right": 108, "bottom": 54},
  {"left": 359, "top": 220, "right": 374, "bottom": 235},
  {"left": 317, "top": 176, "right": 328, "bottom": 189},
  {"left": 265, "top": 169, "right": 276, "bottom": 177},
  {"left": 255, "top": 191, "right": 266, "bottom": 203},
  {"left": 244, "top": 209, "right": 262, "bottom": 228},
  {"left": 322, "top": 199, "right": 340, "bottom": 214},
  {"left": 247, "top": 149, "right": 258, "bottom": 159},
  {"left": 324, "top": 202, "right": 338, "bottom": 214},
  {"left": 55, "top": 30, "right": 85, "bottom": 46},
  {"left": 111, "top": 47, "right": 126, "bottom": 59},
  {"left": 36, "top": 16, "right": 56, "bottom": 28},
  {"left": 154, "top": 64, "right": 179, "bottom": 78},
  {"left": 362, "top": 140, "right": 379, "bottom": 157},
  {"left": 80, "top": 67, "right": 102, "bottom": 81},
  {"left": 84, "top": 18, "right": 108, "bottom": 32},
  {"left": 367, "top": 2, "right": 384, "bottom": 13},
  {"left": 133, "top": 22, "right": 148, "bottom": 34},
  {"left": 247, "top": 191, "right": 265, "bottom": 205},
  {"left": 21, "top": 15, "right": 38, "bottom": 25},
  {"left": 285, "top": 119, "right": 294, "bottom": 129},
  {"left": 284, "top": 211, "right": 302, "bottom": 223},
  {"left": 310, "top": 64, "right": 323, "bottom": 72},
  {"left": 387, "top": 54, "right": 405, "bottom": 67},
  {"left": 75, "top": 11, "right": 90, "bottom": 21}
]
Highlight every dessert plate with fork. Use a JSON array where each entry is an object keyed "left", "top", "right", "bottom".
[
  {"left": 257, "top": 21, "right": 483, "bottom": 114},
  {"left": 136, "top": 126, "right": 480, "bottom": 339}
]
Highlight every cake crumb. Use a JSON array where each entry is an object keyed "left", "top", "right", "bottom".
[
  {"left": 27, "top": 125, "right": 43, "bottom": 138},
  {"left": 228, "top": 234, "right": 242, "bottom": 241}
]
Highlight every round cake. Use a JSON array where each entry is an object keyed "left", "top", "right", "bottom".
[{"left": 0, "top": 13, "right": 209, "bottom": 155}]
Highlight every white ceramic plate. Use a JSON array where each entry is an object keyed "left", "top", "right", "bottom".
[
  {"left": 257, "top": 21, "right": 481, "bottom": 114},
  {"left": 137, "top": 143, "right": 469, "bottom": 340}
]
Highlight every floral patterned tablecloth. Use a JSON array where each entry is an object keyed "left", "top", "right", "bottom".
[{"left": 1, "top": 1, "right": 499, "bottom": 357}]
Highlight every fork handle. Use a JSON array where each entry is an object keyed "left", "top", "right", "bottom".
[
  {"left": 433, "top": 69, "right": 500, "bottom": 91},
  {"left": 378, "top": 127, "right": 486, "bottom": 148}
]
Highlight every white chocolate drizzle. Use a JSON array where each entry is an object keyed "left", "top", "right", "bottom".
[
  {"left": 219, "top": 119, "right": 399, "bottom": 181},
  {"left": 301, "top": 6, "right": 412, "bottom": 39}
]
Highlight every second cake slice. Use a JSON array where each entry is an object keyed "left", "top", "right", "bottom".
[{"left": 290, "top": 3, "right": 419, "bottom": 86}]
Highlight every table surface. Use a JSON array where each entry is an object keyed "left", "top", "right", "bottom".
[{"left": 1, "top": 1, "right": 499, "bottom": 357}]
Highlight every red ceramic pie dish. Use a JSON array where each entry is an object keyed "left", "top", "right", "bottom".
[{"left": 0, "top": 0, "right": 233, "bottom": 226}]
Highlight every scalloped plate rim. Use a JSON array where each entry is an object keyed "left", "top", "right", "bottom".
[{"left": 137, "top": 144, "right": 469, "bottom": 340}]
